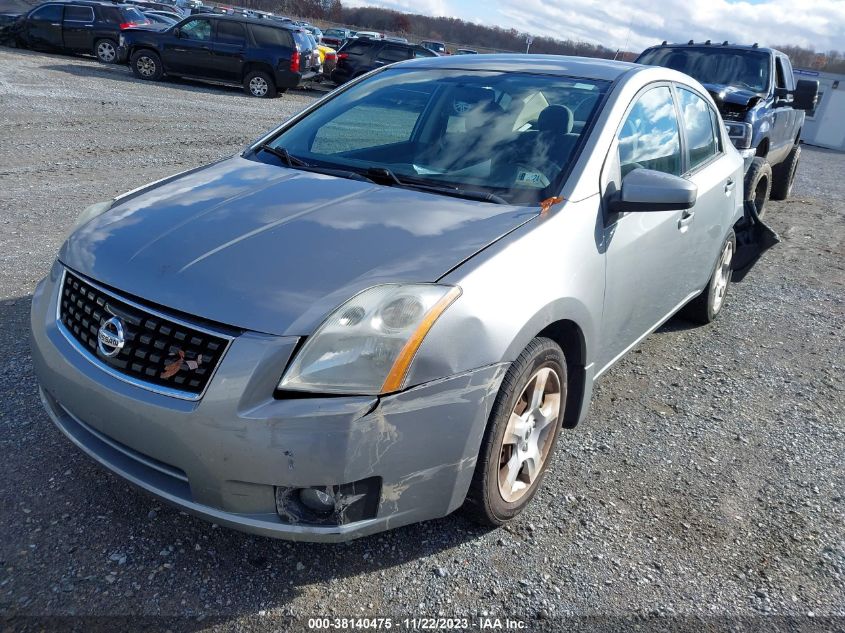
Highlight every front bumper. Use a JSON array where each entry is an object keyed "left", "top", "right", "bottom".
[{"left": 30, "top": 264, "right": 506, "bottom": 542}]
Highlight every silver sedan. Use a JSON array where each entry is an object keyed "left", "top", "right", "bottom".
[{"left": 31, "top": 54, "right": 745, "bottom": 541}]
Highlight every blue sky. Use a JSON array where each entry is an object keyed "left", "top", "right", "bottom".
[{"left": 345, "top": 0, "right": 845, "bottom": 53}]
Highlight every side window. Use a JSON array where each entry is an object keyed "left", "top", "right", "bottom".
[
  {"left": 64, "top": 6, "right": 94, "bottom": 21},
  {"left": 31, "top": 4, "right": 63, "bottom": 21},
  {"left": 775, "top": 57, "right": 787, "bottom": 90},
  {"left": 180, "top": 19, "right": 211, "bottom": 41},
  {"left": 618, "top": 86, "right": 681, "bottom": 177},
  {"left": 413, "top": 47, "right": 435, "bottom": 58},
  {"left": 677, "top": 87, "right": 720, "bottom": 171},
  {"left": 99, "top": 6, "right": 122, "bottom": 23},
  {"left": 250, "top": 25, "right": 293, "bottom": 48},
  {"left": 376, "top": 45, "right": 410, "bottom": 63},
  {"left": 780, "top": 56, "right": 795, "bottom": 91},
  {"left": 217, "top": 20, "right": 245, "bottom": 45}
]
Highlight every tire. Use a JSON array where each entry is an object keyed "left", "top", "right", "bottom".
[
  {"left": 130, "top": 50, "right": 163, "bottom": 81},
  {"left": 464, "top": 337, "right": 567, "bottom": 526},
  {"left": 243, "top": 70, "right": 276, "bottom": 98},
  {"left": 744, "top": 156, "right": 772, "bottom": 220},
  {"left": 681, "top": 229, "right": 736, "bottom": 324},
  {"left": 770, "top": 144, "right": 801, "bottom": 201},
  {"left": 95, "top": 38, "right": 117, "bottom": 64}
]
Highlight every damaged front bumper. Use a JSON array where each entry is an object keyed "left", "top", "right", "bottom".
[{"left": 30, "top": 266, "right": 507, "bottom": 542}]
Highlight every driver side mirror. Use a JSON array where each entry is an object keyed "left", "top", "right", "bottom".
[
  {"left": 609, "top": 168, "right": 697, "bottom": 213},
  {"left": 172, "top": 26, "right": 181, "bottom": 37}
]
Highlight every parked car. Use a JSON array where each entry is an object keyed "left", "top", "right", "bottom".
[
  {"left": 303, "top": 24, "right": 321, "bottom": 42},
  {"left": 332, "top": 37, "right": 435, "bottom": 84},
  {"left": 121, "top": 0, "right": 186, "bottom": 16},
  {"left": 455, "top": 48, "right": 477, "bottom": 55},
  {"left": 354, "top": 30, "right": 382, "bottom": 40},
  {"left": 33, "top": 54, "right": 747, "bottom": 541},
  {"left": 302, "top": 31, "right": 323, "bottom": 75},
  {"left": 141, "top": 9, "right": 179, "bottom": 25},
  {"left": 3, "top": 0, "right": 154, "bottom": 62},
  {"left": 321, "top": 27, "right": 352, "bottom": 49},
  {"left": 384, "top": 35, "right": 407, "bottom": 43},
  {"left": 637, "top": 42, "right": 818, "bottom": 220},
  {"left": 117, "top": 15, "right": 317, "bottom": 96},
  {"left": 420, "top": 39, "right": 446, "bottom": 54}
]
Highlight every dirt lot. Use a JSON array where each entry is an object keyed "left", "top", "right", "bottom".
[{"left": 1, "top": 48, "right": 843, "bottom": 631}]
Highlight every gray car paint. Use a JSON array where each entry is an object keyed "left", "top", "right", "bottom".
[{"left": 31, "top": 55, "right": 744, "bottom": 540}]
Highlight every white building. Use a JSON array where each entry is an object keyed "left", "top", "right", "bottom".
[{"left": 796, "top": 68, "right": 845, "bottom": 152}]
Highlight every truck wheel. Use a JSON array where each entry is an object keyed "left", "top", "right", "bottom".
[
  {"left": 464, "top": 337, "right": 566, "bottom": 526},
  {"left": 770, "top": 144, "right": 801, "bottom": 201},
  {"left": 95, "top": 38, "right": 117, "bottom": 64},
  {"left": 681, "top": 229, "right": 736, "bottom": 324},
  {"left": 130, "top": 50, "right": 163, "bottom": 81},
  {"left": 744, "top": 157, "right": 772, "bottom": 219},
  {"left": 243, "top": 71, "right": 277, "bottom": 98}
]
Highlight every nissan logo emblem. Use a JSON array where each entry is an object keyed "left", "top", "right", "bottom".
[{"left": 97, "top": 316, "right": 125, "bottom": 358}]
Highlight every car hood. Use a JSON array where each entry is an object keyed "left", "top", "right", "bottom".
[
  {"left": 702, "top": 82, "right": 762, "bottom": 109},
  {"left": 60, "top": 156, "right": 535, "bottom": 336}
]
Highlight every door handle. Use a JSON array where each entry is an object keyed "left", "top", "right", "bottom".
[
  {"left": 678, "top": 209, "right": 695, "bottom": 230},
  {"left": 724, "top": 178, "right": 735, "bottom": 194}
]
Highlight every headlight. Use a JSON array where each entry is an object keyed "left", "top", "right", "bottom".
[
  {"left": 279, "top": 284, "right": 461, "bottom": 395},
  {"left": 724, "top": 122, "right": 752, "bottom": 149},
  {"left": 73, "top": 200, "right": 113, "bottom": 230}
]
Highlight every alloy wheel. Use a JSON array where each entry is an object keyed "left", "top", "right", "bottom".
[
  {"left": 712, "top": 239, "right": 734, "bottom": 313},
  {"left": 136, "top": 56, "right": 156, "bottom": 77},
  {"left": 249, "top": 76, "right": 268, "bottom": 97},
  {"left": 97, "top": 41, "right": 116, "bottom": 63},
  {"left": 498, "top": 366, "right": 562, "bottom": 503}
]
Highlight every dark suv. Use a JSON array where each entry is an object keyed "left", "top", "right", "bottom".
[
  {"left": 3, "top": 0, "right": 153, "bottom": 62},
  {"left": 117, "top": 15, "right": 318, "bottom": 97},
  {"left": 331, "top": 38, "right": 436, "bottom": 85}
]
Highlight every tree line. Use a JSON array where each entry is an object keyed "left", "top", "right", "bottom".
[{"left": 225, "top": 0, "right": 845, "bottom": 72}]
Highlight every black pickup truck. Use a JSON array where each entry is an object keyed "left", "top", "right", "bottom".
[
  {"left": 637, "top": 42, "right": 818, "bottom": 217},
  {"left": 637, "top": 42, "right": 819, "bottom": 276}
]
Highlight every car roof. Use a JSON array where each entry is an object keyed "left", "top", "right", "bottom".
[
  {"left": 200, "top": 13, "right": 300, "bottom": 29},
  {"left": 645, "top": 42, "right": 782, "bottom": 56},
  {"left": 401, "top": 54, "right": 639, "bottom": 81}
]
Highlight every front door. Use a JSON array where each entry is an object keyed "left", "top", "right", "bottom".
[
  {"left": 162, "top": 17, "right": 214, "bottom": 76},
  {"left": 24, "top": 4, "right": 64, "bottom": 50},
  {"left": 598, "top": 85, "right": 694, "bottom": 372},
  {"left": 61, "top": 4, "right": 95, "bottom": 52}
]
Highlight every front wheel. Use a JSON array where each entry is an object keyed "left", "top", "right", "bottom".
[
  {"left": 243, "top": 70, "right": 277, "bottom": 98},
  {"left": 95, "top": 38, "right": 117, "bottom": 64},
  {"left": 464, "top": 337, "right": 567, "bottom": 526},
  {"left": 744, "top": 156, "right": 772, "bottom": 219},
  {"left": 681, "top": 229, "right": 736, "bottom": 324}
]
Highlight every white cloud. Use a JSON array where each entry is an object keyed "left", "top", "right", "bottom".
[{"left": 345, "top": 0, "right": 845, "bottom": 53}]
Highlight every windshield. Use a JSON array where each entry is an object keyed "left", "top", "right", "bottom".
[
  {"left": 638, "top": 47, "right": 770, "bottom": 93},
  {"left": 257, "top": 68, "right": 609, "bottom": 204}
]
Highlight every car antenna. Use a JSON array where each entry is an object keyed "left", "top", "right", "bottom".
[{"left": 722, "top": 40, "right": 729, "bottom": 46}]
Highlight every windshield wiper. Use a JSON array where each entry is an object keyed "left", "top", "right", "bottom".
[
  {"left": 364, "top": 167, "right": 508, "bottom": 204},
  {"left": 256, "top": 144, "right": 377, "bottom": 183},
  {"left": 256, "top": 143, "right": 310, "bottom": 167}
]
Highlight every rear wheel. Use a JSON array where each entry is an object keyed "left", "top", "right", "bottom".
[
  {"left": 744, "top": 157, "right": 772, "bottom": 219},
  {"left": 681, "top": 229, "right": 736, "bottom": 324},
  {"left": 464, "top": 337, "right": 566, "bottom": 526},
  {"left": 130, "top": 50, "right": 163, "bottom": 81},
  {"left": 95, "top": 38, "right": 117, "bottom": 63},
  {"left": 770, "top": 144, "right": 801, "bottom": 201},
  {"left": 243, "top": 70, "right": 277, "bottom": 98}
]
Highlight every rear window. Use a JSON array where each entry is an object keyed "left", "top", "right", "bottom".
[
  {"left": 121, "top": 7, "right": 148, "bottom": 23},
  {"left": 338, "top": 40, "right": 374, "bottom": 56},
  {"left": 291, "top": 30, "right": 311, "bottom": 50},
  {"left": 250, "top": 24, "right": 294, "bottom": 48}
]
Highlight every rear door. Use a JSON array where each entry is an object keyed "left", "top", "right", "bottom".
[
  {"left": 163, "top": 16, "right": 213, "bottom": 76},
  {"left": 62, "top": 4, "right": 95, "bottom": 52},
  {"left": 212, "top": 19, "right": 246, "bottom": 81},
  {"left": 674, "top": 85, "right": 739, "bottom": 292},
  {"left": 24, "top": 3, "right": 64, "bottom": 50}
]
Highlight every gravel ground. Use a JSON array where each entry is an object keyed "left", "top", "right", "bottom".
[{"left": 1, "top": 48, "right": 843, "bottom": 632}]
